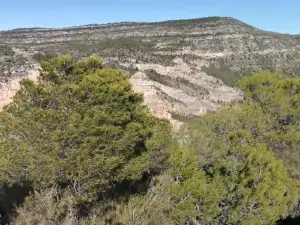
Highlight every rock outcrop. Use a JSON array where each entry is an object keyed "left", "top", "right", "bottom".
[{"left": 0, "top": 17, "right": 299, "bottom": 123}]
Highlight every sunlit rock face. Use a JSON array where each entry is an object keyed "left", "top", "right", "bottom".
[{"left": 0, "top": 17, "right": 299, "bottom": 123}]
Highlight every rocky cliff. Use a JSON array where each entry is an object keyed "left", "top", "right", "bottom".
[{"left": 0, "top": 17, "right": 299, "bottom": 123}]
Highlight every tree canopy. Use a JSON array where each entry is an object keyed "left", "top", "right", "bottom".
[
  {"left": 168, "top": 111, "right": 298, "bottom": 225},
  {"left": 0, "top": 59, "right": 299, "bottom": 225},
  {"left": 0, "top": 56, "right": 171, "bottom": 222},
  {"left": 166, "top": 71, "right": 300, "bottom": 224}
]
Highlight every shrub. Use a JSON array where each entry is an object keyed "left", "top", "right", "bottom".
[{"left": 167, "top": 120, "right": 298, "bottom": 224}]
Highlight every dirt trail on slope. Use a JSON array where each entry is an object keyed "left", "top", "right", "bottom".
[{"left": 0, "top": 65, "right": 40, "bottom": 111}]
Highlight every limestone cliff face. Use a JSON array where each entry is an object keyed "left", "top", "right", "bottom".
[
  {"left": 0, "top": 17, "right": 299, "bottom": 122},
  {"left": 129, "top": 58, "right": 242, "bottom": 126},
  {"left": 0, "top": 66, "right": 39, "bottom": 111}
]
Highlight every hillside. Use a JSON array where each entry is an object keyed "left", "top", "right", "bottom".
[
  {"left": 0, "top": 16, "right": 300, "bottom": 123},
  {"left": 0, "top": 56, "right": 299, "bottom": 225}
]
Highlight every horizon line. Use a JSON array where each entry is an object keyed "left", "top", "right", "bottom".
[{"left": 0, "top": 16, "right": 298, "bottom": 35}]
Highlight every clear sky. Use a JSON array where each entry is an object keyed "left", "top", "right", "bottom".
[{"left": 0, "top": 0, "right": 299, "bottom": 34}]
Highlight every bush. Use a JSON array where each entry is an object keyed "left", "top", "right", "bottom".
[
  {"left": 167, "top": 126, "right": 298, "bottom": 224},
  {"left": 239, "top": 71, "right": 300, "bottom": 182},
  {"left": 12, "top": 188, "right": 77, "bottom": 225},
  {"left": 164, "top": 71, "right": 300, "bottom": 224}
]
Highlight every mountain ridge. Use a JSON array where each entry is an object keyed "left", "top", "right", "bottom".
[
  {"left": 0, "top": 16, "right": 295, "bottom": 35},
  {"left": 0, "top": 16, "right": 299, "bottom": 124}
]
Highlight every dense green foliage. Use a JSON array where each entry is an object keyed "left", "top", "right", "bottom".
[
  {"left": 0, "top": 56, "right": 171, "bottom": 223},
  {"left": 165, "top": 71, "right": 300, "bottom": 224},
  {"left": 239, "top": 72, "right": 300, "bottom": 181},
  {"left": 0, "top": 58, "right": 299, "bottom": 225},
  {"left": 201, "top": 65, "right": 242, "bottom": 87},
  {"left": 168, "top": 112, "right": 297, "bottom": 225}
]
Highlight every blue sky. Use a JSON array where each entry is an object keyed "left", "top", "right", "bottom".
[{"left": 0, "top": 0, "right": 299, "bottom": 34}]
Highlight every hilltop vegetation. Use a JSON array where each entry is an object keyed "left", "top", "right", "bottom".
[{"left": 0, "top": 56, "right": 299, "bottom": 224}]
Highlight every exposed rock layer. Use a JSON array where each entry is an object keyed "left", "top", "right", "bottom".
[{"left": 0, "top": 17, "right": 299, "bottom": 122}]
